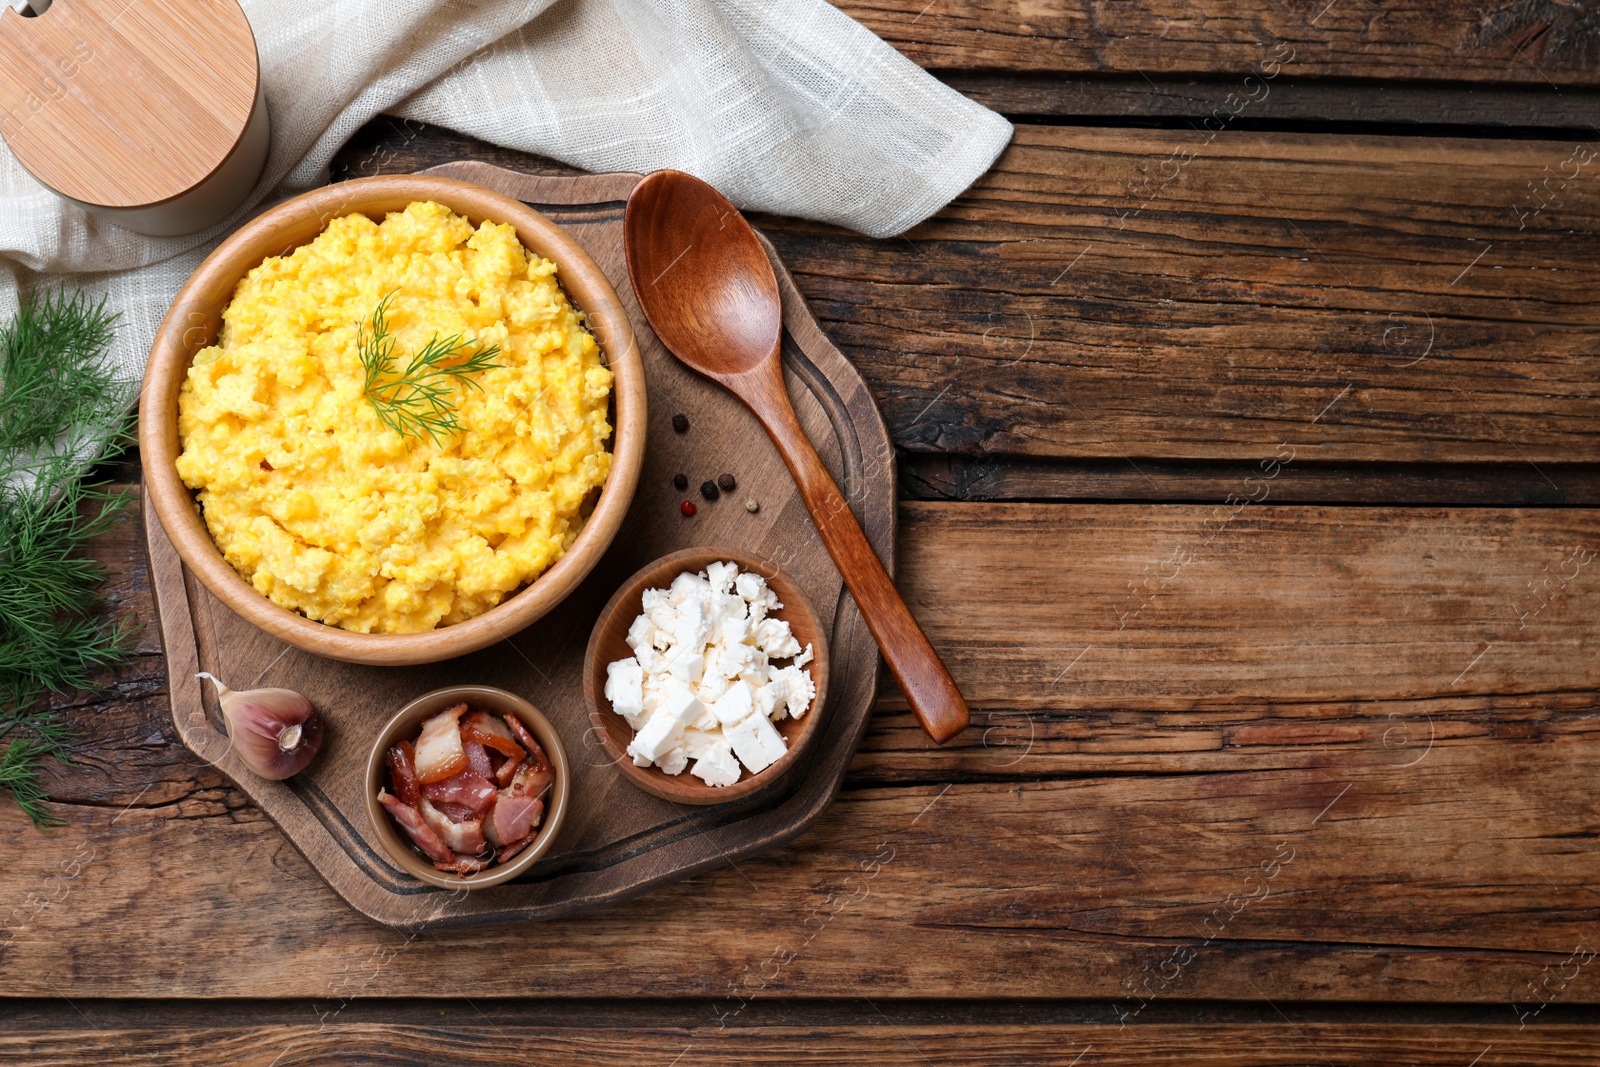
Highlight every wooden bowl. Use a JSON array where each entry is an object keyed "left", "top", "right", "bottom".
[
  {"left": 363, "top": 685, "right": 570, "bottom": 890},
  {"left": 583, "top": 548, "right": 830, "bottom": 805},
  {"left": 138, "top": 175, "right": 646, "bottom": 665}
]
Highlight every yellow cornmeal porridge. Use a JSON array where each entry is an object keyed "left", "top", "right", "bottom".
[{"left": 175, "top": 201, "right": 613, "bottom": 633}]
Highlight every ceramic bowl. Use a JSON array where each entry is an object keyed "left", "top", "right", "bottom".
[
  {"left": 363, "top": 685, "right": 570, "bottom": 890},
  {"left": 583, "top": 547, "right": 829, "bottom": 805},
  {"left": 139, "top": 175, "right": 646, "bottom": 665}
]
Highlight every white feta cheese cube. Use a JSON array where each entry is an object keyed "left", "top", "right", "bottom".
[
  {"left": 641, "top": 589, "right": 678, "bottom": 637},
  {"left": 691, "top": 741, "right": 743, "bottom": 788},
  {"left": 690, "top": 700, "right": 720, "bottom": 731},
  {"left": 719, "top": 614, "right": 753, "bottom": 648},
  {"left": 673, "top": 599, "right": 712, "bottom": 655},
  {"left": 793, "top": 643, "right": 814, "bottom": 669},
  {"left": 605, "top": 657, "right": 645, "bottom": 719},
  {"left": 738, "top": 661, "right": 771, "bottom": 689},
  {"left": 699, "top": 642, "right": 731, "bottom": 683},
  {"left": 770, "top": 665, "right": 816, "bottom": 719},
  {"left": 682, "top": 727, "right": 721, "bottom": 759},
  {"left": 752, "top": 681, "right": 780, "bottom": 721},
  {"left": 626, "top": 614, "right": 654, "bottom": 654},
  {"left": 627, "top": 708, "right": 682, "bottom": 763},
  {"left": 657, "top": 677, "right": 706, "bottom": 727},
  {"left": 666, "top": 649, "right": 705, "bottom": 685},
  {"left": 754, "top": 617, "right": 801, "bottom": 659},
  {"left": 725, "top": 710, "right": 788, "bottom": 774},
  {"left": 733, "top": 571, "right": 764, "bottom": 602},
  {"left": 724, "top": 640, "right": 766, "bottom": 676},
  {"left": 669, "top": 570, "right": 714, "bottom": 607},
  {"left": 711, "top": 680, "right": 756, "bottom": 725},
  {"left": 659, "top": 745, "right": 689, "bottom": 776},
  {"left": 633, "top": 643, "right": 667, "bottom": 676},
  {"left": 705, "top": 560, "right": 739, "bottom": 595},
  {"left": 696, "top": 669, "right": 732, "bottom": 705}
]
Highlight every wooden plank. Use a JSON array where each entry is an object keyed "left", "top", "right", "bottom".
[
  {"left": 943, "top": 74, "right": 1600, "bottom": 130},
  {"left": 1, "top": 1017, "right": 1595, "bottom": 1066},
  {"left": 767, "top": 125, "right": 1600, "bottom": 464},
  {"left": 840, "top": 0, "right": 1600, "bottom": 86},
  {"left": 330, "top": 120, "right": 1600, "bottom": 465},
  {"left": 892, "top": 502, "right": 1600, "bottom": 709},
  {"left": 6, "top": 501, "right": 1600, "bottom": 1003},
  {"left": 902, "top": 456, "right": 1600, "bottom": 506}
]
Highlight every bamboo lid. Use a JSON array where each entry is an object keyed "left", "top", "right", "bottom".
[{"left": 0, "top": 0, "right": 262, "bottom": 222}]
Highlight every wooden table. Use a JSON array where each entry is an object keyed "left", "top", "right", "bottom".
[{"left": 5, "top": 3, "right": 1600, "bottom": 1062}]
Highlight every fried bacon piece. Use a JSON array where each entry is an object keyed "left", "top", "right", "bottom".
[
  {"left": 413, "top": 703, "right": 470, "bottom": 784},
  {"left": 420, "top": 767, "right": 498, "bottom": 814},
  {"left": 497, "top": 831, "right": 540, "bottom": 862},
  {"left": 463, "top": 739, "right": 495, "bottom": 780},
  {"left": 417, "top": 797, "right": 487, "bottom": 855},
  {"left": 386, "top": 740, "right": 420, "bottom": 805},
  {"left": 428, "top": 799, "right": 477, "bottom": 823},
  {"left": 503, "top": 713, "right": 554, "bottom": 801},
  {"left": 494, "top": 752, "right": 523, "bottom": 788},
  {"left": 434, "top": 853, "right": 489, "bottom": 876},
  {"left": 461, "top": 711, "right": 524, "bottom": 758},
  {"left": 485, "top": 793, "right": 544, "bottom": 848},
  {"left": 377, "top": 788, "right": 454, "bottom": 865}
]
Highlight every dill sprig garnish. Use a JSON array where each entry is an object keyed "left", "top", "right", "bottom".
[
  {"left": 0, "top": 288, "right": 133, "bottom": 827},
  {"left": 358, "top": 290, "right": 501, "bottom": 445}
]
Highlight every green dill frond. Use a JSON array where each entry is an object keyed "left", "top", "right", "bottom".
[
  {"left": 0, "top": 733, "right": 68, "bottom": 826},
  {"left": 0, "top": 286, "right": 132, "bottom": 827},
  {"left": 0, "top": 288, "right": 123, "bottom": 472},
  {"left": 358, "top": 289, "right": 502, "bottom": 445}
]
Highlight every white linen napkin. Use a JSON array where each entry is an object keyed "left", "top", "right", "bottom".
[{"left": 0, "top": 0, "right": 1011, "bottom": 388}]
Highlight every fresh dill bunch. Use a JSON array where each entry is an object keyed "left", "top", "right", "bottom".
[
  {"left": 358, "top": 290, "right": 502, "bottom": 445},
  {"left": 0, "top": 287, "right": 132, "bottom": 828}
]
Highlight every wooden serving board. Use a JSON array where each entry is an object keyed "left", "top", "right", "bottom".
[{"left": 144, "top": 162, "right": 895, "bottom": 929}]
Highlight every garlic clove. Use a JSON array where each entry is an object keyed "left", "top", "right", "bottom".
[{"left": 196, "top": 672, "right": 323, "bottom": 780}]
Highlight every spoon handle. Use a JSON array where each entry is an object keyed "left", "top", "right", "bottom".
[{"left": 741, "top": 365, "right": 970, "bottom": 744}]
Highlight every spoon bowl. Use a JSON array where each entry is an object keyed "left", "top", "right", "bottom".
[
  {"left": 624, "top": 170, "right": 969, "bottom": 744},
  {"left": 622, "top": 170, "right": 784, "bottom": 380}
]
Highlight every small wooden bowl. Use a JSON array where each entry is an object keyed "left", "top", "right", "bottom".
[
  {"left": 363, "top": 685, "right": 571, "bottom": 890},
  {"left": 583, "top": 548, "right": 830, "bottom": 805},
  {"left": 139, "top": 175, "right": 646, "bottom": 665}
]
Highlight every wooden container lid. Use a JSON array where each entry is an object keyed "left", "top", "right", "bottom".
[{"left": 0, "top": 0, "right": 267, "bottom": 235}]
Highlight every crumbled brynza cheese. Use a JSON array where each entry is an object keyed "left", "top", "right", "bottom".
[{"left": 605, "top": 562, "right": 815, "bottom": 786}]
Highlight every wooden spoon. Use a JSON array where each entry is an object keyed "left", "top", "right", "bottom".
[{"left": 624, "top": 170, "right": 969, "bottom": 744}]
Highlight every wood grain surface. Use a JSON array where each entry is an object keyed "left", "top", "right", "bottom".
[
  {"left": 776, "top": 126, "right": 1600, "bottom": 465},
  {"left": 4, "top": 1013, "right": 1598, "bottom": 1066},
  {"left": 7, "top": 498, "right": 1598, "bottom": 1007},
  {"left": 7, "top": 1, "right": 1600, "bottom": 1054},
  {"left": 0, "top": 0, "right": 259, "bottom": 205},
  {"left": 841, "top": 0, "right": 1600, "bottom": 85}
]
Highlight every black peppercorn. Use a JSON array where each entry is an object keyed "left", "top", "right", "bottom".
[
  {"left": 671, "top": 413, "right": 689, "bottom": 434},
  {"left": 700, "top": 480, "right": 720, "bottom": 501},
  {"left": 672, "top": 473, "right": 688, "bottom": 491},
  {"left": 718, "top": 473, "right": 736, "bottom": 492}
]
